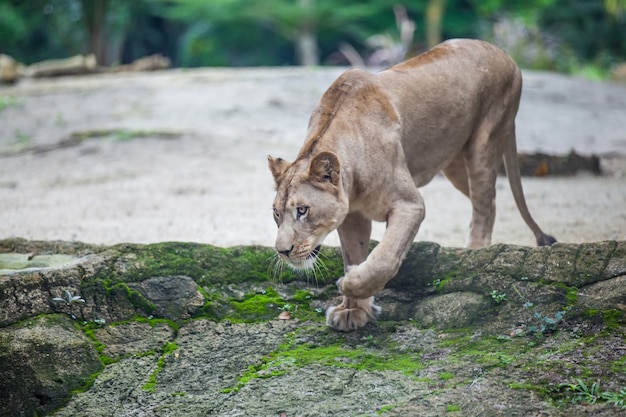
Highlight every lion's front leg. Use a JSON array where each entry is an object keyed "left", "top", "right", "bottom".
[
  {"left": 325, "top": 212, "right": 377, "bottom": 331},
  {"left": 326, "top": 295, "right": 381, "bottom": 331},
  {"left": 327, "top": 195, "right": 425, "bottom": 331},
  {"left": 339, "top": 197, "right": 424, "bottom": 298}
]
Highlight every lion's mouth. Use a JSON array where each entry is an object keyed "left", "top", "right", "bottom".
[{"left": 283, "top": 245, "right": 322, "bottom": 271}]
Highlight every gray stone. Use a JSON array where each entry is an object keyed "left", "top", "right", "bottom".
[
  {"left": 411, "top": 291, "right": 492, "bottom": 329},
  {"left": 131, "top": 275, "right": 205, "bottom": 320},
  {"left": 0, "top": 315, "right": 101, "bottom": 417}
]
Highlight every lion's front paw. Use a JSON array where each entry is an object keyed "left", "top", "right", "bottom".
[
  {"left": 325, "top": 296, "right": 381, "bottom": 331},
  {"left": 336, "top": 266, "right": 383, "bottom": 299}
]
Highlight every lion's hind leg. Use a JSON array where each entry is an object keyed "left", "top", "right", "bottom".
[
  {"left": 442, "top": 150, "right": 470, "bottom": 198},
  {"left": 463, "top": 124, "right": 505, "bottom": 249},
  {"left": 443, "top": 148, "right": 497, "bottom": 249}
]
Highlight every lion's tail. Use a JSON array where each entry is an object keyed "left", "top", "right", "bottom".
[{"left": 502, "top": 132, "right": 557, "bottom": 246}]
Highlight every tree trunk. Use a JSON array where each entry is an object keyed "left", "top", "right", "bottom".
[
  {"left": 295, "top": 0, "right": 319, "bottom": 66},
  {"left": 425, "top": 0, "right": 446, "bottom": 49},
  {"left": 82, "top": 0, "right": 107, "bottom": 65}
]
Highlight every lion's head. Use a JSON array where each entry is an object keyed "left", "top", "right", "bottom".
[{"left": 268, "top": 151, "right": 348, "bottom": 270}]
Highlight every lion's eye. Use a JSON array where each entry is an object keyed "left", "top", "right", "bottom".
[{"left": 296, "top": 206, "right": 309, "bottom": 220}]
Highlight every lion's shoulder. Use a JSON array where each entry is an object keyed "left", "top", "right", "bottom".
[{"left": 299, "top": 68, "right": 397, "bottom": 160}]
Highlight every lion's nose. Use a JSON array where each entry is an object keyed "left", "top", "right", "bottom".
[{"left": 277, "top": 245, "right": 294, "bottom": 257}]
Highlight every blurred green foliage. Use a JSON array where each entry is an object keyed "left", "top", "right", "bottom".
[{"left": 0, "top": 0, "right": 624, "bottom": 76}]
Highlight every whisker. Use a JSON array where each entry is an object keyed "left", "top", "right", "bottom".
[
  {"left": 314, "top": 250, "right": 333, "bottom": 271},
  {"left": 313, "top": 260, "right": 325, "bottom": 285},
  {"left": 265, "top": 244, "right": 338, "bottom": 286},
  {"left": 314, "top": 257, "right": 329, "bottom": 280},
  {"left": 267, "top": 252, "right": 286, "bottom": 282},
  {"left": 307, "top": 250, "right": 333, "bottom": 285}
]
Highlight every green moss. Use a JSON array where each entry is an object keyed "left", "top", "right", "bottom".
[
  {"left": 611, "top": 355, "right": 626, "bottom": 375},
  {"left": 92, "top": 243, "right": 343, "bottom": 293},
  {"left": 68, "top": 368, "right": 106, "bottom": 397},
  {"left": 162, "top": 341, "right": 178, "bottom": 355},
  {"left": 222, "top": 330, "right": 425, "bottom": 393},
  {"left": 205, "top": 286, "right": 325, "bottom": 324},
  {"left": 435, "top": 275, "right": 453, "bottom": 293},
  {"left": 376, "top": 403, "right": 401, "bottom": 414},
  {"left": 279, "top": 343, "right": 423, "bottom": 374},
  {"left": 82, "top": 278, "right": 157, "bottom": 316},
  {"left": 124, "top": 286, "right": 155, "bottom": 314},
  {"left": 581, "top": 309, "right": 624, "bottom": 333},
  {"left": 554, "top": 282, "right": 579, "bottom": 305},
  {"left": 439, "top": 332, "right": 532, "bottom": 371},
  {"left": 142, "top": 359, "right": 163, "bottom": 392},
  {"left": 81, "top": 316, "right": 178, "bottom": 371},
  {"left": 82, "top": 325, "right": 117, "bottom": 366},
  {"left": 446, "top": 404, "right": 461, "bottom": 412},
  {"left": 292, "top": 289, "right": 313, "bottom": 303},
  {"left": 142, "top": 341, "right": 179, "bottom": 392},
  {"left": 115, "top": 242, "right": 296, "bottom": 284},
  {"left": 602, "top": 310, "right": 623, "bottom": 331},
  {"left": 77, "top": 242, "right": 342, "bottom": 325},
  {"left": 231, "top": 288, "right": 283, "bottom": 318},
  {"left": 439, "top": 372, "right": 455, "bottom": 380},
  {"left": 509, "top": 382, "right": 545, "bottom": 392}
]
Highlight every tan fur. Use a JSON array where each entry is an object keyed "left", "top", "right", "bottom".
[{"left": 268, "top": 39, "right": 555, "bottom": 332}]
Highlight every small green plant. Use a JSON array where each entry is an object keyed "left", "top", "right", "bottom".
[
  {"left": 279, "top": 303, "right": 294, "bottom": 312},
  {"left": 560, "top": 379, "right": 602, "bottom": 405},
  {"left": 52, "top": 290, "right": 86, "bottom": 320},
  {"left": 527, "top": 310, "right": 566, "bottom": 335},
  {"left": 602, "top": 388, "right": 626, "bottom": 409},
  {"left": 446, "top": 404, "right": 461, "bottom": 412},
  {"left": 52, "top": 290, "right": 85, "bottom": 305},
  {"left": 521, "top": 301, "right": 568, "bottom": 335},
  {"left": 490, "top": 289, "right": 507, "bottom": 304},
  {"left": 555, "top": 379, "right": 626, "bottom": 409}
]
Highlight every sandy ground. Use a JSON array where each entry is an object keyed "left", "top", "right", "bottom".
[{"left": 1, "top": 67, "right": 625, "bottom": 248}]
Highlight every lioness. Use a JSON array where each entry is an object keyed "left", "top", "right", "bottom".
[{"left": 268, "top": 39, "right": 555, "bottom": 331}]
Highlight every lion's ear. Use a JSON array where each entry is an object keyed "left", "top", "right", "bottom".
[
  {"left": 308, "top": 151, "right": 340, "bottom": 187},
  {"left": 268, "top": 155, "right": 291, "bottom": 185}
]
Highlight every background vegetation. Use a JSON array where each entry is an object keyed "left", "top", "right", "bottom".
[{"left": 1, "top": 0, "right": 625, "bottom": 77}]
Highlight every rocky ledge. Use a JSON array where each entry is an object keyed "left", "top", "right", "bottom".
[{"left": 0, "top": 238, "right": 625, "bottom": 417}]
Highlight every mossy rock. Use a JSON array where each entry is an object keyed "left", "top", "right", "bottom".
[
  {"left": 0, "top": 314, "right": 102, "bottom": 416},
  {"left": 1, "top": 238, "right": 626, "bottom": 416}
]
